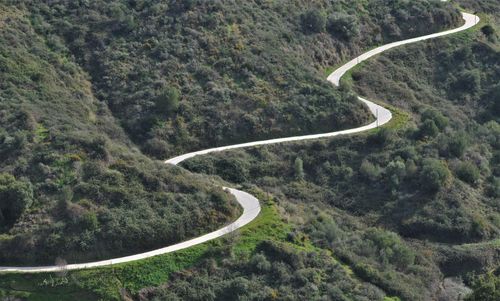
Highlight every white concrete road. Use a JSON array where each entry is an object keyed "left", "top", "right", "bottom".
[{"left": 0, "top": 11, "right": 478, "bottom": 273}]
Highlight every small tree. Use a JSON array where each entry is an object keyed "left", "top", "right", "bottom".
[
  {"left": 301, "top": 9, "right": 326, "bottom": 33},
  {"left": 155, "top": 86, "right": 180, "bottom": 115},
  {"left": 419, "top": 119, "right": 439, "bottom": 139},
  {"left": 327, "top": 13, "right": 359, "bottom": 40},
  {"left": 0, "top": 173, "right": 34, "bottom": 226},
  {"left": 294, "top": 157, "right": 305, "bottom": 180},
  {"left": 455, "top": 161, "right": 480, "bottom": 185},
  {"left": 360, "top": 159, "right": 381, "bottom": 181},
  {"left": 420, "top": 159, "right": 451, "bottom": 192}
]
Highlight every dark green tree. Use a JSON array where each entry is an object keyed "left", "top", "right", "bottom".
[
  {"left": 0, "top": 173, "right": 34, "bottom": 226},
  {"left": 294, "top": 157, "right": 305, "bottom": 180},
  {"left": 155, "top": 87, "right": 180, "bottom": 116},
  {"left": 465, "top": 272, "right": 500, "bottom": 301},
  {"left": 301, "top": 9, "right": 326, "bottom": 33},
  {"left": 455, "top": 161, "right": 480, "bottom": 185},
  {"left": 327, "top": 13, "right": 360, "bottom": 40},
  {"left": 420, "top": 159, "right": 451, "bottom": 192}
]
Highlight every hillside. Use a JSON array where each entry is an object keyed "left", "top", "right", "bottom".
[
  {"left": 22, "top": 0, "right": 460, "bottom": 158},
  {"left": 0, "top": 0, "right": 497, "bottom": 300},
  {"left": 174, "top": 4, "right": 499, "bottom": 300},
  {"left": 0, "top": 0, "right": 459, "bottom": 265},
  {"left": 0, "top": 5, "right": 239, "bottom": 265}
]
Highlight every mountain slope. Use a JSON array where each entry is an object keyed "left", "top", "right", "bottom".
[
  {"left": 23, "top": 0, "right": 461, "bottom": 158},
  {"left": 0, "top": 5, "right": 239, "bottom": 265}
]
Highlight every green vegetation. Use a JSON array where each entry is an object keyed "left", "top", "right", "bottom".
[
  {"left": 465, "top": 271, "right": 500, "bottom": 301},
  {"left": 420, "top": 158, "right": 451, "bottom": 192},
  {"left": 0, "top": 173, "right": 34, "bottom": 228},
  {"left": 170, "top": 5, "right": 499, "bottom": 300},
  {"left": 18, "top": 0, "right": 460, "bottom": 159},
  {"left": 0, "top": 0, "right": 497, "bottom": 300},
  {"left": 0, "top": 0, "right": 461, "bottom": 265},
  {"left": 0, "top": 5, "right": 239, "bottom": 265}
]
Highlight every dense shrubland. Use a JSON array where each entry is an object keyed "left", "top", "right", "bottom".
[
  {"left": 0, "top": 0, "right": 460, "bottom": 265},
  {"left": 0, "top": 6, "right": 239, "bottom": 265},
  {"left": 0, "top": 0, "right": 496, "bottom": 300},
  {"left": 18, "top": 0, "right": 460, "bottom": 159},
  {"left": 171, "top": 12, "right": 499, "bottom": 301},
  {"left": 139, "top": 240, "right": 391, "bottom": 301}
]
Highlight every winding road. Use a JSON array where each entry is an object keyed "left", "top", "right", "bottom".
[{"left": 0, "top": 11, "right": 478, "bottom": 273}]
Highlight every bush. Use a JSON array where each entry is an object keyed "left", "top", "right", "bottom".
[
  {"left": 360, "top": 159, "right": 382, "bottom": 181},
  {"left": 445, "top": 131, "right": 469, "bottom": 157},
  {"left": 465, "top": 272, "right": 500, "bottom": 301},
  {"left": 370, "top": 127, "right": 395, "bottom": 145},
  {"left": 421, "top": 109, "right": 449, "bottom": 130},
  {"left": 215, "top": 158, "right": 248, "bottom": 183},
  {"left": 419, "top": 119, "right": 439, "bottom": 139},
  {"left": 0, "top": 173, "right": 33, "bottom": 226},
  {"left": 327, "top": 13, "right": 360, "bottom": 40},
  {"left": 481, "top": 25, "right": 495, "bottom": 38},
  {"left": 301, "top": 9, "right": 326, "bottom": 33},
  {"left": 155, "top": 86, "right": 180, "bottom": 116},
  {"left": 386, "top": 159, "right": 406, "bottom": 190},
  {"left": 455, "top": 70, "right": 481, "bottom": 95},
  {"left": 420, "top": 158, "right": 451, "bottom": 192},
  {"left": 294, "top": 157, "right": 305, "bottom": 180},
  {"left": 455, "top": 161, "right": 480, "bottom": 185},
  {"left": 486, "top": 177, "right": 499, "bottom": 198}
]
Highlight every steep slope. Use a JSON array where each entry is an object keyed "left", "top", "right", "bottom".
[
  {"left": 22, "top": 0, "right": 461, "bottom": 158},
  {"left": 0, "top": 0, "right": 460, "bottom": 265},
  {"left": 168, "top": 8, "right": 499, "bottom": 301},
  {"left": 0, "top": 0, "right": 485, "bottom": 300},
  {"left": 0, "top": 6, "right": 239, "bottom": 265}
]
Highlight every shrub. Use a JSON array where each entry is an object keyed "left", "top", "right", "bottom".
[
  {"left": 365, "top": 228, "right": 415, "bottom": 269},
  {"left": 294, "top": 157, "right": 305, "bottom": 180},
  {"left": 486, "top": 177, "right": 499, "bottom": 198},
  {"left": 421, "top": 109, "right": 449, "bottom": 130},
  {"left": 370, "top": 128, "right": 395, "bottom": 145},
  {"left": 301, "top": 9, "right": 326, "bottom": 33},
  {"left": 155, "top": 86, "right": 180, "bottom": 116},
  {"left": 481, "top": 25, "right": 495, "bottom": 38},
  {"left": 250, "top": 253, "right": 271, "bottom": 273},
  {"left": 455, "top": 161, "right": 480, "bottom": 185},
  {"left": 360, "top": 159, "right": 382, "bottom": 181},
  {"left": 420, "top": 158, "right": 451, "bottom": 192},
  {"left": 455, "top": 70, "right": 481, "bottom": 95},
  {"left": 327, "top": 13, "right": 360, "bottom": 40},
  {"left": 386, "top": 159, "right": 406, "bottom": 190},
  {"left": 80, "top": 211, "right": 99, "bottom": 231},
  {"left": 465, "top": 272, "right": 500, "bottom": 301},
  {"left": 215, "top": 158, "right": 248, "bottom": 183},
  {"left": 419, "top": 119, "right": 439, "bottom": 139},
  {"left": 0, "top": 173, "right": 34, "bottom": 226},
  {"left": 445, "top": 131, "right": 469, "bottom": 157}
]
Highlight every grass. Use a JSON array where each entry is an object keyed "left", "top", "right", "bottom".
[
  {"left": 0, "top": 189, "right": 369, "bottom": 300},
  {"left": 0, "top": 192, "right": 289, "bottom": 300}
]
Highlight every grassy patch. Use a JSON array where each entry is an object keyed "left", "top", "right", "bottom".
[{"left": 0, "top": 195, "right": 287, "bottom": 300}]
